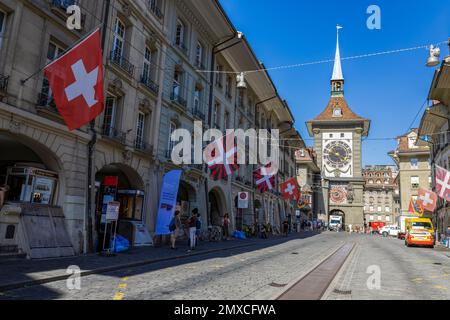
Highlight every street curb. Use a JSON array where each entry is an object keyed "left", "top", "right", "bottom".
[{"left": 0, "top": 235, "right": 308, "bottom": 293}]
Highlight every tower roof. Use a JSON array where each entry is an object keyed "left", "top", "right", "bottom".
[{"left": 331, "top": 25, "right": 344, "bottom": 81}]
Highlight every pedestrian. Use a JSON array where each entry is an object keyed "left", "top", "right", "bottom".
[
  {"left": 187, "top": 211, "right": 197, "bottom": 252},
  {"left": 222, "top": 213, "right": 230, "bottom": 240},
  {"left": 282, "top": 219, "right": 289, "bottom": 237},
  {"left": 193, "top": 208, "right": 201, "bottom": 247},
  {"left": 169, "top": 210, "right": 182, "bottom": 250}
]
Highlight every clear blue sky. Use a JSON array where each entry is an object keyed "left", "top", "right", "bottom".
[{"left": 219, "top": 0, "right": 450, "bottom": 166}]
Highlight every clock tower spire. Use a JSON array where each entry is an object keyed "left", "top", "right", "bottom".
[{"left": 331, "top": 25, "right": 344, "bottom": 97}]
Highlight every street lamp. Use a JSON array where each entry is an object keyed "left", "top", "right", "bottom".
[
  {"left": 426, "top": 45, "right": 441, "bottom": 67},
  {"left": 236, "top": 72, "right": 247, "bottom": 89}
]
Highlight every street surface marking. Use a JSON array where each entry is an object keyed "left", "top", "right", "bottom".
[{"left": 113, "top": 292, "right": 124, "bottom": 300}]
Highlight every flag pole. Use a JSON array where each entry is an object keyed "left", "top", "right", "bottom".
[{"left": 20, "top": 23, "right": 104, "bottom": 85}]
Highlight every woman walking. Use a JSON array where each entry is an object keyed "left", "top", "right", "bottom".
[
  {"left": 170, "top": 211, "right": 182, "bottom": 250},
  {"left": 222, "top": 213, "right": 230, "bottom": 240}
]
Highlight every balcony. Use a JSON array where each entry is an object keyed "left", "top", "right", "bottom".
[
  {"left": 140, "top": 75, "right": 159, "bottom": 95},
  {"left": 146, "top": 0, "right": 164, "bottom": 20},
  {"left": 37, "top": 92, "right": 58, "bottom": 112},
  {"left": 51, "top": 0, "right": 76, "bottom": 10},
  {"left": 174, "top": 41, "right": 188, "bottom": 55},
  {"left": 170, "top": 92, "right": 187, "bottom": 109},
  {"left": 109, "top": 51, "right": 135, "bottom": 77},
  {"left": 0, "top": 75, "right": 8, "bottom": 96},
  {"left": 193, "top": 107, "right": 205, "bottom": 121},
  {"left": 134, "top": 140, "right": 153, "bottom": 155},
  {"left": 102, "top": 125, "right": 126, "bottom": 144}
]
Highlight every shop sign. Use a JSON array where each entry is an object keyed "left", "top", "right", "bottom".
[
  {"left": 238, "top": 192, "right": 249, "bottom": 208},
  {"left": 106, "top": 201, "right": 120, "bottom": 221}
]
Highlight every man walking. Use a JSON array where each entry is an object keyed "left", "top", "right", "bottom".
[{"left": 187, "top": 210, "right": 197, "bottom": 252}]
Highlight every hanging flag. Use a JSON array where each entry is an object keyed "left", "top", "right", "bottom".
[
  {"left": 254, "top": 163, "right": 276, "bottom": 193},
  {"left": 280, "top": 177, "right": 300, "bottom": 201},
  {"left": 416, "top": 188, "right": 437, "bottom": 212},
  {"left": 408, "top": 198, "right": 424, "bottom": 217},
  {"left": 204, "top": 132, "right": 239, "bottom": 180},
  {"left": 435, "top": 165, "right": 450, "bottom": 202},
  {"left": 44, "top": 29, "right": 104, "bottom": 131}
]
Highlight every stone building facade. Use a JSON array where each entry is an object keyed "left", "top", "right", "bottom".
[
  {"left": 0, "top": 0, "right": 303, "bottom": 257},
  {"left": 362, "top": 165, "right": 399, "bottom": 226},
  {"left": 388, "top": 129, "right": 431, "bottom": 216}
]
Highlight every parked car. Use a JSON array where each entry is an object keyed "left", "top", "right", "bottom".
[
  {"left": 405, "top": 229, "right": 434, "bottom": 248},
  {"left": 379, "top": 225, "right": 400, "bottom": 237}
]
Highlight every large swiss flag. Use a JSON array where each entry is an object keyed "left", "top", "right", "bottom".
[
  {"left": 44, "top": 29, "right": 104, "bottom": 131},
  {"left": 280, "top": 177, "right": 300, "bottom": 201}
]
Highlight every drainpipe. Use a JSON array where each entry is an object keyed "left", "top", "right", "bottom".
[{"left": 86, "top": 0, "right": 110, "bottom": 253}]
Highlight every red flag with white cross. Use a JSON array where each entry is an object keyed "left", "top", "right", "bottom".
[
  {"left": 204, "top": 132, "right": 239, "bottom": 180},
  {"left": 280, "top": 177, "right": 300, "bottom": 201},
  {"left": 44, "top": 29, "right": 104, "bottom": 131},
  {"left": 416, "top": 188, "right": 437, "bottom": 212},
  {"left": 253, "top": 163, "right": 276, "bottom": 193},
  {"left": 435, "top": 165, "right": 450, "bottom": 202}
]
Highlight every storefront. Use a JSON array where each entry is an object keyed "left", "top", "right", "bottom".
[
  {"left": 94, "top": 165, "right": 148, "bottom": 250},
  {"left": 4, "top": 165, "right": 58, "bottom": 205}
]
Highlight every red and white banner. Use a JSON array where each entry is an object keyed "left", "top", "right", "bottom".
[
  {"left": 280, "top": 177, "right": 300, "bottom": 201},
  {"left": 436, "top": 165, "right": 450, "bottom": 202},
  {"left": 416, "top": 188, "right": 437, "bottom": 212},
  {"left": 253, "top": 163, "right": 276, "bottom": 193},
  {"left": 44, "top": 29, "right": 104, "bottom": 131},
  {"left": 204, "top": 133, "right": 239, "bottom": 180}
]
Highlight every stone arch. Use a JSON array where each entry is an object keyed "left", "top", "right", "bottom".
[{"left": 208, "top": 186, "right": 227, "bottom": 226}]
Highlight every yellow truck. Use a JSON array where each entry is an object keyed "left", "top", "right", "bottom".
[{"left": 404, "top": 217, "right": 435, "bottom": 248}]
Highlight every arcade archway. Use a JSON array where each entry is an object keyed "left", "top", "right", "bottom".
[{"left": 208, "top": 187, "right": 226, "bottom": 226}]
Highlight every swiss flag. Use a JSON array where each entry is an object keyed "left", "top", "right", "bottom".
[
  {"left": 44, "top": 29, "right": 104, "bottom": 131},
  {"left": 203, "top": 132, "right": 239, "bottom": 180},
  {"left": 253, "top": 163, "right": 276, "bottom": 193},
  {"left": 436, "top": 165, "right": 450, "bottom": 202},
  {"left": 416, "top": 188, "right": 437, "bottom": 212},
  {"left": 280, "top": 177, "right": 300, "bottom": 201}
]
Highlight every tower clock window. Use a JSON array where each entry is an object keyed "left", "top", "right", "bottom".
[{"left": 332, "top": 106, "right": 342, "bottom": 117}]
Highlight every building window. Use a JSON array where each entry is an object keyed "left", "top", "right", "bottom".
[
  {"left": 168, "top": 121, "right": 177, "bottom": 153},
  {"left": 0, "top": 10, "right": 6, "bottom": 50},
  {"left": 172, "top": 69, "right": 182, "bottom": 98},
  {"left": 369, "top": 206, "right": 374, "bottom": 212},
  {"left": 369, "top": 215, "right": 374, "bottom": 221},
  {"left": 175, "top": 19, "right": 185, "bottom": 48},
  {"left": 213, "top": 101, "right": 220, "bottom": 129},
  {"left": 195, "top": 41, "right": 203, "bottom": 67},
  {"left": 103, "top": 96, "right": 117, "bottom": 135},
  {"left": 224, "top": 111, "right": 230, "bottom": 129},
  {"left": 193, "top": 86, "right": 202, "bottom": 114},
  {"left": 377, "top": 206, "right": 382, "bottom": 212},
  {"left": 225, "top": 75, "right": 232, "bottom": 98},
  {"left": 135, "top": 111, "right": 146, "bottom": 149},
  {"left": 385, "top": 206, "right": 390, "bottom": 213},
  {"left": 215, "top": 64, "right": 223, "bottom": 88},
  {"left": 40, "top": 42, "right": 65, "bottom": 106},
  {"left": 411, "top": 176, "right": 419, "bottom": 189},
  {"left": 377, "top": 215, "right": 382, "bottom": 221},
  {"left": 112, "top": 18, "right": 126, "bottom": 57},
  {"left": 142, "top": 46, "right": 156, "bottom": 83},
  {"left": 410, "top": 158, "right": 418, "bottom": 169}
]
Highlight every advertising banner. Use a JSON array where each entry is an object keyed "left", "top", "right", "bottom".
[{"left": 155, "top": 170, "right": 182, "bottom": 235}]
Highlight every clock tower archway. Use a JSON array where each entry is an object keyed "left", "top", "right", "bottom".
[{"left": 306, "top": 26, "right": 371, "bottom": 230}]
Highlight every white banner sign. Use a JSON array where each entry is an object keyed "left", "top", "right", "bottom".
[{"left": 238, "top": 192, "right": 249, "bottom": 209}]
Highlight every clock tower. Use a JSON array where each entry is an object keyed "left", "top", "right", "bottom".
[{"left": 306, "top": 26, "right": 370, "bottom": 230}]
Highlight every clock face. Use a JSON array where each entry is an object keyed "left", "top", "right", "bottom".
[{"left": 323, "top": 141, "right": 352, "bottom": 168}]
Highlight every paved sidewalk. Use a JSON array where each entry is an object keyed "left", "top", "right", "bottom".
[{"left": 0, "top": 232, "right": 316, "bottom": 292}]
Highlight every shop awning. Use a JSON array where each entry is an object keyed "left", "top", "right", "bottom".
[{"left": 418, "top": 102, "right": 449, "bottom": 139}]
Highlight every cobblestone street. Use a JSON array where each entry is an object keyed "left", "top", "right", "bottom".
[{"left": 2, "top": 232, "right": 450, "bottom": 300}]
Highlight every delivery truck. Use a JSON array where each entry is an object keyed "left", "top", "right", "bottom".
[{"left": 329, "top": 215, "right": 342, "bottom": 231}]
